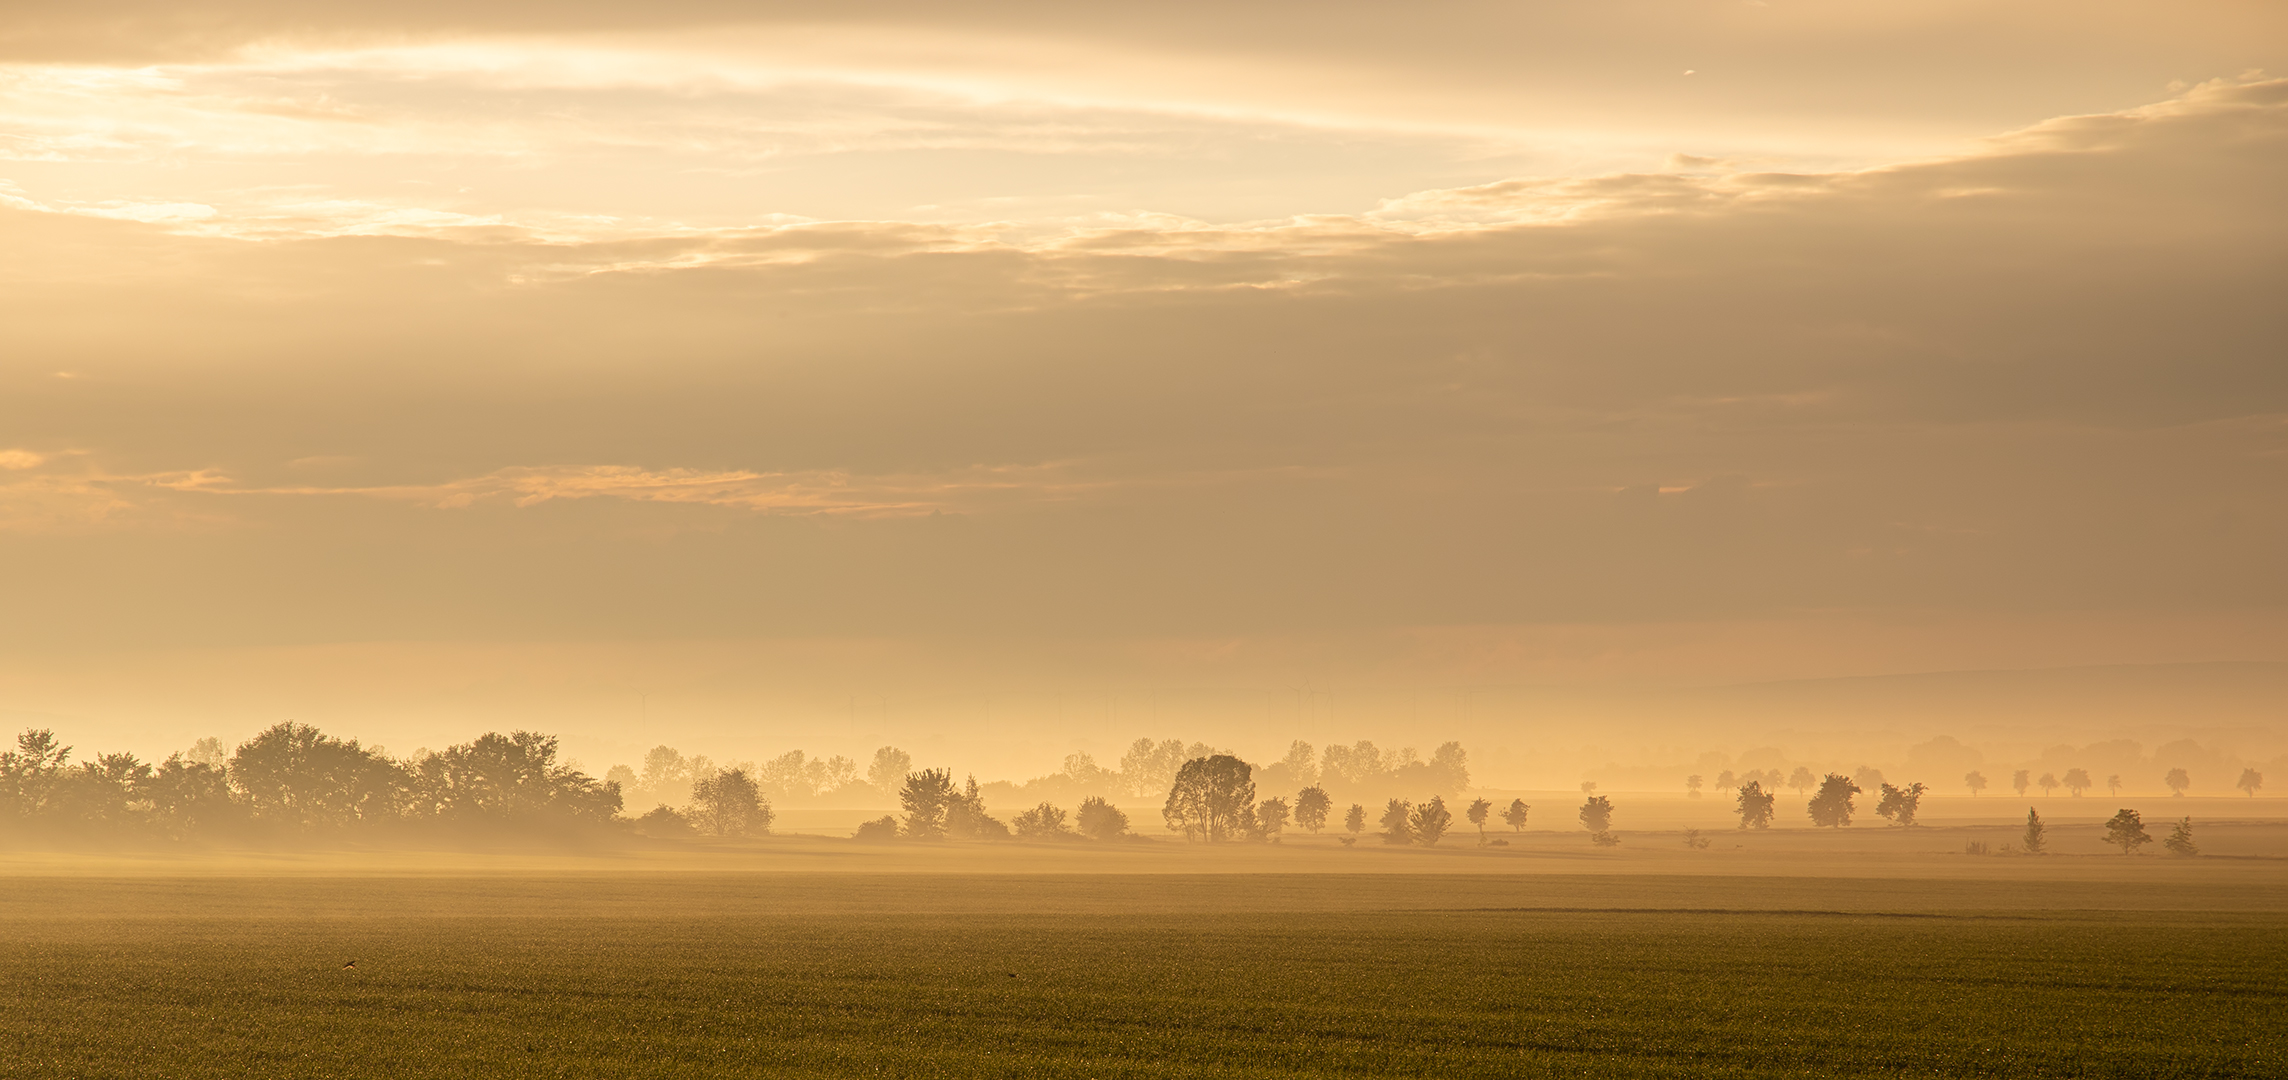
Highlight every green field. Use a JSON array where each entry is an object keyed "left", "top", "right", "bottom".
[{"left": 2, "top": 869, "right": 2282, "bottom": 1078}]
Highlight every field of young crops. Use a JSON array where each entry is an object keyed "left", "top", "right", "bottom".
[{"left": 2, "top": 869, "right": 2280, "bottom": 1078}]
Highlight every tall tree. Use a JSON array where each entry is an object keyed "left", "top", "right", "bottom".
[
  {"left": 1343, "top": 803, "right": 1366, "bottom": 837},
  {"left": 1465, "top": 797, "right": 1493, "bottom": 842},
  {"left": 2164, "top": 817, "right": 2198, "bottom": 856},
  {"left": 1426, "top": 743, "right": 1470, "bottom": 793},
  {"left": 688, "top": 768, "right": 769, "bottom": 837},
  {"left": 1294, "top": 786, "right": 1333, "bottom": 833},
  {"left": 900, "top": 768, "right": 957, "bottom": 840},
  {"left": 2022, "top": 807, "right": 2046, "bottom": 853},
  {"left": 867, "top": 747, "right": 913, "bottom": 794},
  {"left": 1378, "top": 798, "right": 1414, "bottom": 845},
  {"left": 2062, "top": 768, "right": 2091, "bottom": 797},
  {"left": 1502, "top": 798, "right": 1530, "bottom": 832},
  {"left": 1256, "top": 796, "right": 1291, "bottom": 840},
  {"left": 2011, "top": 769, "right": 2031, "bottom": 797},
  {"left": 1410, "top": 796, "right": 1452, "bottom": 847},
  {"left": 1161, "top": 755, "right": 1255, "bottom": 842},
  {"left": 946, "top": 774, "right": 1007, "bottom": 839},
  {"left": 2103, "top": 809, "right": 2152, "bottom": 854},
  {"left": 2107, "top": 774, "right": 2123, "bottom": 796},
  {"left": 0, "top": 729, "right": 74, "bottom": 821},
  {"left": 1735, "top": 780, "right": 1775, "bottom": 829},
  {"left": 1807, "top": 773, "right": 1861, "bottom": 828}
]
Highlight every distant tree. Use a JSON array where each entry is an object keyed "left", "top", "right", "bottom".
[
  {"left": 1295, "top": 786, "right": 1333, "bottom": 833},
  {"left": 867, "top": 747, "right": 913, "bottom": 794},
  {"left": 1256, "top": 796, "right": 1291, "bottom": 840},
  {"left": 2012, "top": 770, "right": 2031, "bottom": 797},
  {"left": 1075, "top": 796, "right": 1130, "bottom": 841},
  {"left": 1465, "top": 796, "right": 1493, "bottom": 842},
  {"left": 2107, "top": 774, "right": 2122, "bottom": 797},
  {"left": 1580, "top": 780, "right": 1598, "bottom": 795},
  {"left": 1162, "top": 755, "right": 1256, "bottom": 842},
  {"left": 2164, "top": 768, "right": 2191, "bottom": 797},
  {"left": 0, "top": 729, "right": 74, "bottom": 821},
  {"left": 1788, "top": 767, "right": 1817, "bottom": 797},
  {"left": 1686, "top": 775, "right": 1704, "bottom": 799},
  {"left": 688, "top": 768, "right": 770, "bottom": 837},
  {"left": 184, "top": 737, "right": 227, "bottom": 769},
  {"left": 233, "top": 722, "right": 405, "bottom": 830},
  {"left": 146, "top": 754, "right": 239, "bottom": 838},
  {"left": 1279, "top": 741, "right": 1319, "bottom": 788},
  {"left": 2063, "top": 768, "right": 2091, "bottom": 797},
  {"left": 2022, "top": 808, "right": 2046, "bottom": 854},
  {"left": 1121, "top": 738, "right": 1191, "bottom": 799},
  {"left": 637, "top": 805, "right": 694, "bottom": 836},
  {"left": 1715, "top": 770, "right": 1735, "bottom": 793},
  {"left": 1374, "top": 798, "right": 1411, "bottom": 845},
  {"left": 1578, "top": 794, "right": 1614, "bottom": 846},
  {"left": 1410, "top": 796, "right": 1453, "bottom": 847},
  {"left": 2103, "top": 809, "right": 2152, "bottom": 854},
  {"left": 605, "top": 764, "right": 638, "bottom": 794},
  {"left": 2164, "top": 817, "right": 2198, "bottom": 857},
  {"left": 1344, "top": 802, "right": 1367, "bottom": 837},
  {"left": 1683, "top": 828, "right": 1712, "bottom": 849},
  {"left": 1013, "top": 802, "right": 1070, "bottom": 839},
  {"left": 853, "top": 815, "right": 900, "bottom": 841},
  {"left": 1965, "top": 770, "right": 1987, "bottom": 797},
  {"left": 641, "top": 745, "right": 689, "bottom": 797},
  {"left": 1502, "top": 798, "right": 1530, "bottom": 832},
  {"left": 1427, "top": 742, "right": 1471, "bottom": 793},
  {"left": 1853, "top": 766, "right": 1885, "bottom": 792},
  {"left": 410, "top": 730, "right": 620, "bottom": 827},
  {"left": 1735, "top": 780, "right": 1775, "bottom": 829},
  {"left": 2237, "top": 768, "right": 2264, "bottom": 798},
  {"left": 1875, "top": 782, "right": 1927, "bottom": 827},
  {"left": 946, "top": 774, "right": 1009, "bottom": 840},
  {"left": 900, "top": 768, "right": 958, "bottom": 839},
  {"left": 2037, "top": 773, "right": 2058, "bottom": 797},
  {"left": 1807, "top": 773, "right": 1861, "bottom": 828}
]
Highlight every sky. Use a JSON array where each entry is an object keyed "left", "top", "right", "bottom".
[{"left": 2, "top": 1, "right": 2285, "bottom": 783}]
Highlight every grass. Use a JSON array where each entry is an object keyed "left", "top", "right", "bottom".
[{"left": 1, "top": 871, "right": 2281, "bottom": 1078}]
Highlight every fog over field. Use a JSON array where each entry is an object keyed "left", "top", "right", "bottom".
[{"left": 2, "top": 3, "right": 2284, "bottom": 1076}]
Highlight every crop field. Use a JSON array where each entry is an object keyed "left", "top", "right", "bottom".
[{"left": 2, "top": 867, "right": 2282, "bottom": 1079}]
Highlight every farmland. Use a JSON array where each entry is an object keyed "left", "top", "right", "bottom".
[{"left": 2, "top": 848, "right": 2282, "bottom": 1078}]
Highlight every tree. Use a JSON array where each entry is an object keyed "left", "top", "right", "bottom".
[
  {"left": 1875, "top": 782, "right": 1927, "bottom": 827},
  {"left": 1788, "top": 767, "right": 1816, "bottom": 797},
  {"left": 2063, "top": 768, "right": 2091, "bottom": 797},
  {"left": 2012, "top": 769, "right": 2031, "bottom": 797},
  {"left": 1735, "top": 780, "right": 1775, "bottom": 829},
  {"left": 1502, "top": 798, "right": 1530, "bottom": 832},
  {"left": 1378, "top": 798, "right": 1414, "bottom": 845},
  {"left": 1578, "top": 794, "right": 1614, "bottom": 846},
  {"left": 1295, "top": 786, "right": 1333, "bottom": 833},
  {"left": 1344, "top": 803, "right": 1366, "bottom": 837},
  {"left": 1278, "top": 741, "right": 1318, "bottom": 788},
  {"left": 1256, "top": 796, "right": 1291, "bottom": 840},
  {"left": 2107, "top": 774, "right": 2122, "bottom": 796},
  {"left": 946, "top": 774, "right": 1008, "bottom": 840},
  {"left": 2164, "top": 817, "right": 2198, "bottom": 856},
  {"left": 853, "top": 815, "right": 900, "bottom": 841},
  {"left": 0, "top": 729, "right": 74, "bottom": 821},
  {"left": 1162, "top": 755, "right": 1256, "bottom": 842},
  {"left": 900, "top": 768, "right": 958, "bottom": 839},
  {"left": 1853, "top": 766, "right": 1885, "bottom": 792},
  {"left": 1685, "top": 775, "right": 1703, "bottom": 799},
  {"left": 2037, "top": 773, "right": 2058, "bottom": 797},
  {"left": 232, "top": 722, "right": 404, "bottom": 830},
  {"left": 1465, "top": 797, "right": 1492, "bottom": 842},
  {"left": 1965, "top": 771, "right": 1987, "bottom": 797},
  {"left": 2022, "top": 808, "right": 2046, "bottom": 853},
  {"left": 867, "top": 747, "right": 913, "bottom": 794},
  {"left": 1075, "top": 796, "right": 1129, "bottom": 841},
  {"left": 1714, "top": 770, "right": 1735, "bottom": 793},
  {"left": 2103, "top": 808, "right": 2152, "bottom": 854},
  {"left": 2164, "top": 768, "right": 2191, "bottom": 797},
  {"left": 1426, "top": 742, "right": 1470, "bottom": 793},
  {"left": 411, "top": 730, "right": 620, "bottom": 827},
  {"left": 1121, "top": 738, "right": 1190, "bottom": 799},
  {"left": 2237, "top": 768, "right": 2264, "bottom": 798},
  {"left": 1410, "top": 796, "right": 1453, "bottom": 847},
  {"left": 1807, "top": 773, "right": 1861, "bottom": 828},
  {"left": 688, "top": 768, "right": 770, "bottom": 837},
  {"left": 1013, "top": 802, "right": 1070, "bottom": 838}
]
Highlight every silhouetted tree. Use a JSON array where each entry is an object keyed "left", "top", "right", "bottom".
[
  {"left": 688, "top": 768, "right": 769, "bottom": 837},
  {"left": 1875, "top": 782, "right": 1927, "bottom": 827},
  {"left": 1277, "top": 741, "right": 1318, "bottom": 788},
  {"left": 1715, "top": 770, "right": 1735, "bottom": 793},
  {"left": 1578, "top": 793, "right": 1614, "bottom": 846},
  {"left": 1853, "top": 766, "right": 1885, "bottom": 792},
  {"left": 1410, "top": 795, "right": 1452, "bottom": 847},
  {"left": 1162, "top": 755, "right": 1255, "bottom": 842},
  {"left": 1685, "top": 775, "right": 1703, "bottom": 799},
  {"left": 411, "top": 730, "right": 620, "bottom": 828},
  {"left": 1379, "top": 798, "right": 1414, "bottom": 845},
  {"left": 1122, "top": 738, "right": 1190, "bottom": 799},
  {"left": 2236, "top": 768, "right": 2263, "bottom": 798},
  {"left": 1466, "top": 797, "right": 1492, "bottom": 842},
  {"left": 636, "top": 805, "right": 693, "bottom": 837},
  {"left": 147, "top": 754, "right": 239, "bottom": 838},
  {"left": 1075, "top": 796, "right": 1129, "bottom": 840},
  {"left": 1013, "top": 802, "right": 1070, "bottom": 838},
  {"left": 2164, "top": 768, "right": 2191, "bottom": 797},
  {"left": 1344, "top": 803, "right": 1366, "bottom": 837},
  {"left": 853, "top": 815, "right": 899, "bottom": 841},
  {"left": 1965, "top": 771, "right": 1987, "bottom": 797},
  {"left": 2037, "top": 773, "right": 2058, "bottom": 798},
  {"left": 2103, "top": 808, "right": 2152, "bottom": 854},
  {"left": 867, "top": 747, "right": 913, "bottom": 794},
  {"left": 1502, "top": 798, "right": 1530, "bottom": 832},
  {"left": 234, "top": 722, "right": 404, "bottom": 831},
  {"left": 2022, "top": 807, "right": 2046, "bottom": 853},
  {"left": 1426, "top": 742, "right": 1471, "bottom": 793},
  {"left": 2063, "top": 768, "right": 2091, "bottom": 797},
  {"left": 2164, "top": 817, "right": 2198, "bottom": 856},
  {"left": 1788, "top": 767, "right": 1816, "bottom": 797},
  {"left": 2012, "top": 769, "right": 2031, "bottom": 797},
  {"left": 1807, "top": 773, "right": 1861, "bottom": 828},
  {"left": 2107, "top": 773, "right": 2123, "bottom": 796},
  {"left": 1294, "top": 786, "right": 1333, "bottom": 833},
  {"left": 946, "top": 774, "right": 1008, "bottom": 840},
  {"left": 0, "top": 729, "right": 71, "bottom": 823},
  {"left": 900, "top": 768, "right": 958, "bottom": 840},
  {"left": 1735, "top": 780, "right": 1775, "bottom": 829},
  {"left": 1256, "top": 796, "right": 1291, "bottom": 840}
]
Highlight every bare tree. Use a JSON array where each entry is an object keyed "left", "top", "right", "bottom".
[
  {"left": 1808, "top": 773, "right": 1861, "bottom": 828},
  {"left": 1294, "top": 786, "right": 1333, "bottom": 833},
  {"left": 1502, "top": 798, "right": 1530, "bottom": 832},
  {"left": 2022, "top": 807, "right": 2046, "bottom": 854},
  {"left": 1965, "top": 770, "right": 1987, "bottom": 797},
  {"left": 1735, "top": 780, "right": 1775, "bottom": 829},
  {"left": 2164, "top": 768, "right": 2191, "bottom": 797},
  {"left": 1162, "top": 755, "right": 1256, "bottom": 842},
  {"left": 2063, "top": 768, "right": 2091, "bottom": 797},
  {"left": 1075, "top": 796, "right": 1129, "bottom": 841},
  {"left": 2164, "top": 817, "right": 2198, "bottom": 856},
  {"left": 2237, "top": 768, "right": 2264, "bottom": 798},
  {"left": 2103, "top": 809, "right": 2152, "bottom": 854}
]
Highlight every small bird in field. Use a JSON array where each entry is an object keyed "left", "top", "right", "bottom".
[
  {"left": 342, "top": 960, "right": 358, "bottom": 969},
  {"left": 1005, "top": 972, "right": 1018, "bottom": 978}
]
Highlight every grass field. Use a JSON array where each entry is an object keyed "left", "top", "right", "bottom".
[{"left": 2, "top": 862, "right": 2283, "bottom": 1078}]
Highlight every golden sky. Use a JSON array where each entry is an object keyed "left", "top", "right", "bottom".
[{"left": 2, "top": 2, "right": 2284, "bottom": 779}]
